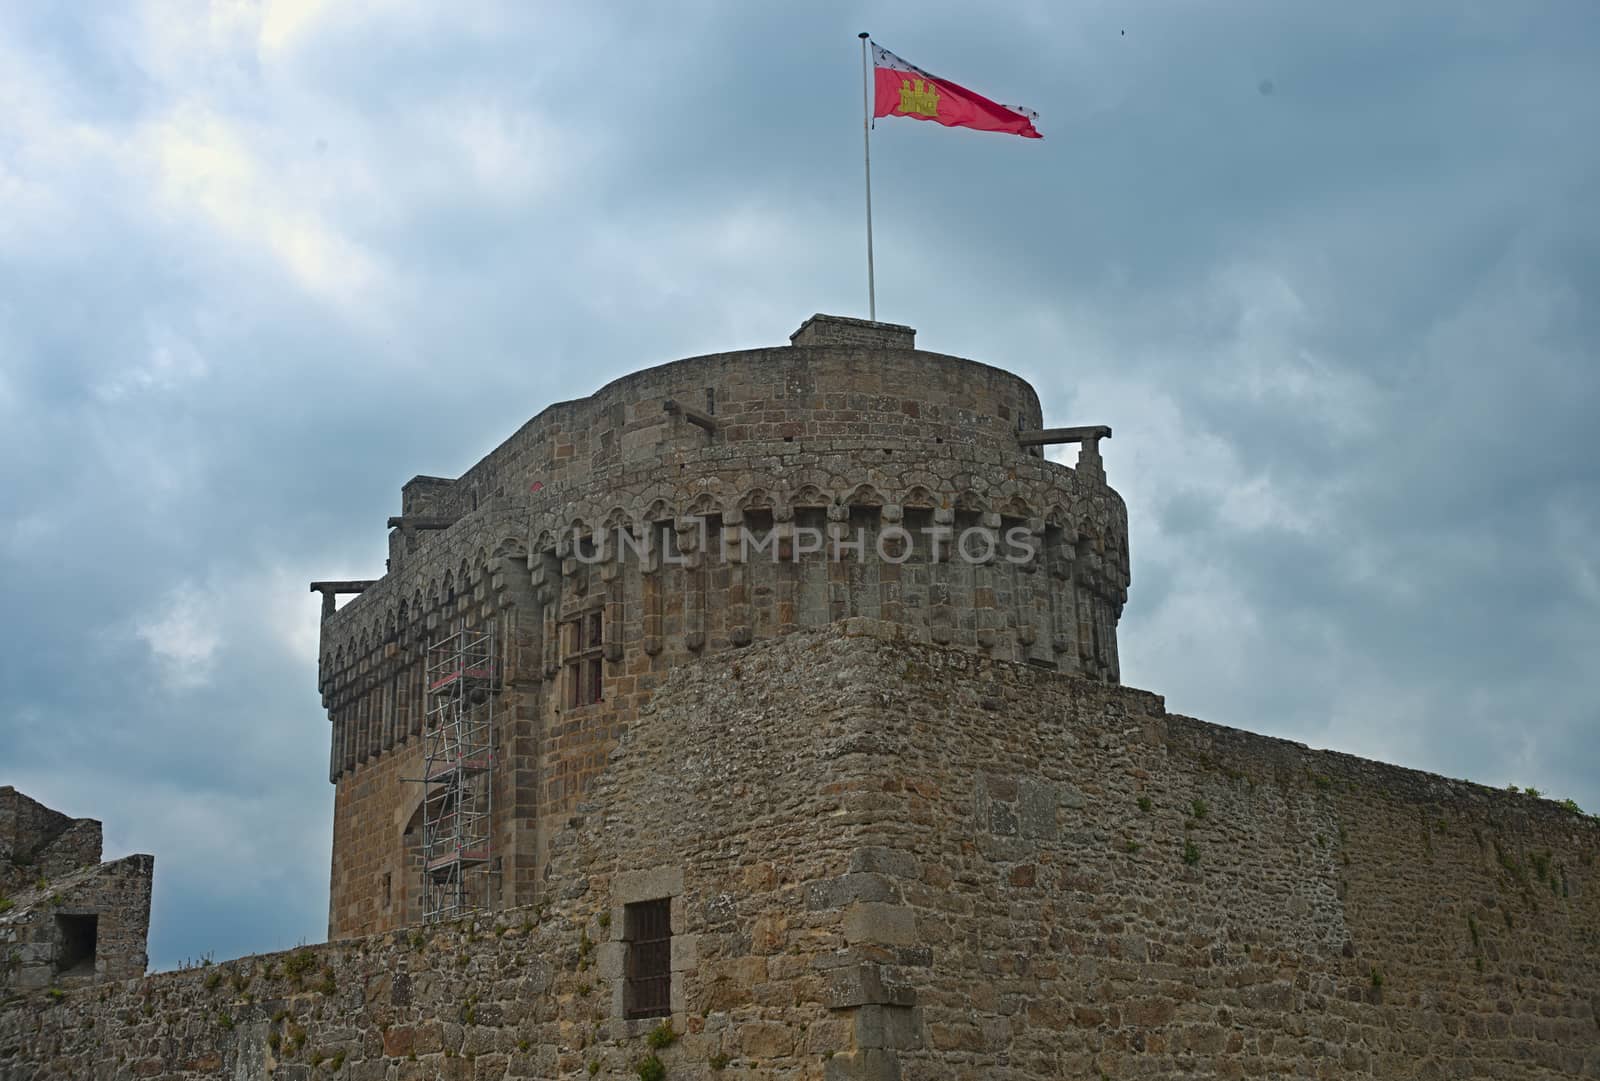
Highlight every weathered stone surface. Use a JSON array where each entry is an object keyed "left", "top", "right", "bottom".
[
  {"left": 842, "top": 903, "right": 918, "bottom": 947},
  {"left": 0, "top": 787, "right": 153, "bottom": 995},
  {"left": 847, "top": 847, "right": 920, "bottom": 881},
  {"left": 3, "top": 626, "right": 1599, "bottom": 1079},
  {"left": 805, "top": 874, "right": 902, "bottom": 911},
  {"left": 790, "top": 314, "right": 915, "bottom": 350},
  {"left": 827, "top": 962, "right": 919, "bottom": 1010}
]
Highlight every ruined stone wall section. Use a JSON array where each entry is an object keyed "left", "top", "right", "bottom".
[
  {"left": 0, "top": 790, "right": 102, "bottom": 899},
  {"left": 1, "top": 854, "right": 154, "bottom": 993},
  {"left": 0, "top": 789, "right": 73, "bottom": 862}
]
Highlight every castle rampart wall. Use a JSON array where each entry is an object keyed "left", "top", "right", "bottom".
[
  {"left": 6, "top": 626, "right": 1596, "bottom": 1079},
  {"left": 810, "top": 626, "right": 1600, "bottom": 1079}
]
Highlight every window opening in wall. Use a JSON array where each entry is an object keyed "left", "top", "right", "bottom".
[
  {"left": 402, "top": 805, "right": 426, "bottom": 925},
  {"left": 563, "top": 610, "right": 605, "bottom": 708},
  {"left": 54, "top": 914, "right": 97, "bottom": 976},
  {"left": 624, "top": 898, "right": 672, "bottom": 1019}
]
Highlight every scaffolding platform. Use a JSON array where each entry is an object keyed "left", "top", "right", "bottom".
[
  {"left": 424, "top": 755, "right": 493, "bottom": 784},
  {"left": 427, "top": 666, "right": 494, "bottom": 692},
  {"left": 426, "top": 849, "right": 491, "bottom": 874},
  {"left": 416, "top": 624, "right": 498, "bottom": 923}
]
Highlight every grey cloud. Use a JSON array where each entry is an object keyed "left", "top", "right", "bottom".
[{"left": 2, "top": 2, "right": 1596, "bottom": 967}]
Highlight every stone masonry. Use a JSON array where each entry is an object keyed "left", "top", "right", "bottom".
[
  {"left": 0, "top": 787, "right": 153, "bottom": 994},
  {"left": 2, "top": 624, "right": 1596, "bottom": 1079}
]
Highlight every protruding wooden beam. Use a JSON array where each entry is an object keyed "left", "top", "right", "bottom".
[
  {"left": 309, "top": 580, "right": 379, "bottom": 594},
  {"left": 310, "top": 580, "right": 379, "bottom": 621},
  {"left": 663, "top": 399, "right": 719, "bottom": 433},
  {"left": 386, "top": 516, "right": 456, "bottom": 530},
  {"left": 1015, "top": 425, "right": 1112, "bottom": 447}
]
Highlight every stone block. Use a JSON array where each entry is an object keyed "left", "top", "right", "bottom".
[
  {"left": 847, "top": 847, "right": 920, "bottom": 880},
  {"left": 824, "top": 1048, "right": 903, "bottom": 1081},
  {"left": 608, "top": 866, "right": 684, "bottom": 936},
  {"left": 790, "top": 314, "right": 915, "bottom": 350},
  {"left": 842, "top": 903, "right": 916, "bottom": 946},
  {"left": 826, "top": 964, "right": 917, "bottom": 1009},
  {"left": 1018, "top": 778, "right": 1060, "bottom": 840},
  {"left": 853, "top": 1005, "right": 923, "bottom": 1050},
  {"left": 750, "top": 913, "right": 785, "bottom": 954},
  {"left": 669, "top": 933, "right": 697, "bottom": 972},
  {"left": 805, "top": 873, "right": 902, "bottom": 911},
  {"left": 595, "top": 941, "right": 624, "bottom": 980},
  {"left": 739, "top": 1021, "right": 796, "bottom": 1058}
]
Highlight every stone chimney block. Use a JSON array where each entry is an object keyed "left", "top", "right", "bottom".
[{"left": 791, "top": 314, "right": 915, "bottom": 351}]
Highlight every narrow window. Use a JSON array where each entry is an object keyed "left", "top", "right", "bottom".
[
  {"left": 623, "top": 898, "right": 672, "bottom": 1019},
  {"left": 54, "top": 914, "right": 97, "bottom": 976},
  {"left": 562, "top": 610, "right": 605, "bottom": 707}
]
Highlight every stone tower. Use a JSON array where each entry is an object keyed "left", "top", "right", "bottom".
[{"left": 313, "top": 315, "right": 1129, "bottom": 938}]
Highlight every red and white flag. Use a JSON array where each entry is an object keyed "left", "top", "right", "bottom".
[{"left": 871, "top": 43, "right": 1041, "bottom": 139}]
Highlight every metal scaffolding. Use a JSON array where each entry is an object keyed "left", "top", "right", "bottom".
[{"left": 419, "top": 623, "right": 497, "bottom": 923}]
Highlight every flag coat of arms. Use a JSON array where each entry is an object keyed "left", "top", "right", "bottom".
[{"left": 871, "top": 43, "right": 1041, "bottom": 138}]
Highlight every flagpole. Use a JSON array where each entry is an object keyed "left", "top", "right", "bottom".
[{"left": 858, "top": 31, "right": 876, "bottom": 322}]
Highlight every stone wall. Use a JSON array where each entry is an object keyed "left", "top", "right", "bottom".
[
  {"left": 6, "top": 625, "right": 1597, "bottom": 1078},
  {"left": 0, "top": 789, "right": 71, "bottom": 862},
  {"left": 797, "top": 625, "right": 1600, "bottom": 1079},
  {"left": 2, "top": 627, "right": 903, "bottom": 1080},
  {"left": 0, "top": 790, "right": 102, "bottom": 900}
]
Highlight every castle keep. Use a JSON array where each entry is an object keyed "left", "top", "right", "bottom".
[
  {"left": 4, "top": 316, "right": 1597, "bottom": 1079},
  {"left": 313, "top": 315, "right": 1130, "bottom": 939}
]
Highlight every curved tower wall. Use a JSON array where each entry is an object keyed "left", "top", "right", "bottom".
[{"left": 315, "top": 316, "right": 1130, "bottom": 937}]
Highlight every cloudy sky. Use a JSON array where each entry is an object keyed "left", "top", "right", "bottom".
[{"left": 3, "top": 2, "right": 1596, "bottom": 969}]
